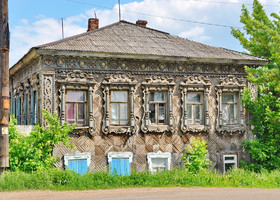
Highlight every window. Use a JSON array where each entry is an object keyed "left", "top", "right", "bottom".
[
  {"left": 108, "top": 152, "right": 133, "bottom": 176},
  {"left": 149, "top": 92, "right": 166, "bottom": 124},
  {"left": 187, "top": 93, "right": 203, "bottom": 125},
  {"left": 215, "top": 75, "right": 246, "bottom": 135},
  {"left": 141, "top": 76, "right": 175, "bottom": 134},
  {"left": 180, "top": 75, "right": 210, "bottom": 133},
  {"left": 66, "top": 91, "right": 87, "bottom": 126},
  {"left": 102, "top": 74, "right": 136, "bottom": 135},
  {"left": 222, "top": 93, "right": 237, "bottom": 124},
  {"left": 147, "top": 151, "right": 171, "bottom": 173},
  {"left": 64, "top": 151, "right": 91, "bottom": 175},
  {"left": 223, "top": 155, "right": 237, "bottom": 173},
  {"left": 110, "top": 91, "right": 128, "bottom": 125}
]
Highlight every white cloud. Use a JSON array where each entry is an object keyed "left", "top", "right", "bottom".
[{"left": 179, "top": 26, "right": 211, "bottom": 42}]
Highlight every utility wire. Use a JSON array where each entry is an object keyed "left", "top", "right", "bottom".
[{"left": 67, "top": 0, "right": 242, "bottom": 29}]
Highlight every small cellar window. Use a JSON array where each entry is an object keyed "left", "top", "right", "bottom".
[{"left": 223, "top": 155, "right": 237, "bottom": 172}]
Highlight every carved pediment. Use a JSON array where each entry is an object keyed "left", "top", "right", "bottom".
[
  {"left": 103, "top": 74, "right": 136, "bottom": 85},
  {"left": 182, "top": 74, "right": 211, "bottom": 85},
  {"left": 143, "top": 75, "right": 175, "bottom": 86},
  {"left": 218, "top": 75, "right": 245, "bottom": 87},
  {"left": 30, "top": 73, "right": 39, "bottom": 87},
  {"left": 59, "top": 70, "right": 95, "bottom": 84}
]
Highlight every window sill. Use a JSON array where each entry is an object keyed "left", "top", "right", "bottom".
[
  {"left": 103, "top": 125, "right": 136, "bottom": 135},
  {"left": 217, "top": 124, "right": 245, "bottom": 135},
  {"left": 142, "top": 124, "right": 174, "bottom": 134},
  {"left": 181, "top": 124, "right": 209, "bottom": 133}
]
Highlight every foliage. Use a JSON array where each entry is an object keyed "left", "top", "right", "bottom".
[
  {"left": 181, "top": 138, "right": 212, "bottom": 172},
  {"left": 231, "top": 0, "right": 280, "bottom": 171},
  {"left": 9, "top": 110, "right": 75, "bottom": 172},
  {"left": 1, "top": 168, "right": 280, "bottom": 191}
]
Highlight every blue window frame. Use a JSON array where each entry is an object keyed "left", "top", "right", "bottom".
[
  {"left": 68, "top": 159, "right": 88, "bottom": 175},
  {"left": 107, "top": 152, "right": 133, "bottom": 176},
  {"left": 110, "top": 158, "right": 130, "bottom": 176}
]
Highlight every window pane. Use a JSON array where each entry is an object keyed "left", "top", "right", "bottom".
[
  {"left": 111, "top": 103, "right": 118, "bottom": 120},
  {"left": 230, "top": 104, "right": 236, "bottom": 123},
  {"left": 222, "top": 104, "right": 229, "bottom": 123},
  {"left": 111, "top": 91, "right": 127, "bottom": 102},
  {"left": 111, "top": 119, "right": 119, "bottom": 125},
  {"left": 150, "top": 92, "right": 165, "bottom": 102},
  {"left": 195, "top": 105, "right": 200, "bottom": 120},
  {"left": 159, "top": 103, "right": 165, "bottom": 123},
  {"left": 225, "top": 163, "right": 235, "bottom": 172},
  {"left": 67, "top": 91, "right": 85, "bottom": 101},
  {"left": 120, "top": 103, "right": 128, "bottom": 120},
  {"left": 78, "top": 103, "right": 85, "bottom": 120},
  {"left": 187, "top": 93, "right": 201, "bottom": 103},
  {"left": 195, "top": 105, "right": 201, "bottom": 124},
  {"left": 225, "top": 156, "right": 235, "bottom": 161},
  {"left": 149, "top": 104, "right": 156, "bottom": 124},
  {"left": 67, "top": 103, "right": 75, "bottom": 120},
  {"left": 222, "top": 94, "right": 235, "bottom": 103},
  {"left": 187, "top": 105, "right": 192, "bottom": 120},
  {"left": 120, "top": 120, "right": 128, "bottom": 124}
]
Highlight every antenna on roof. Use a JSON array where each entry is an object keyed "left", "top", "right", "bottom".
[
  {"left": 94, "top": 10, "right": 97, "bottom": 19},
  {"left": 61, "top": 18, "right": 65, "bottom": 39},
  {"left": 118, "top": 0, "right": 121, "bottom": 21}
]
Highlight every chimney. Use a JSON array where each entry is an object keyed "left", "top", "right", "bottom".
[
  {"left": 136, "top": 20, "right": 148, "bottom": 28},
  {"left": 87, "top": 18, "right": 99, "bottom": 32}
]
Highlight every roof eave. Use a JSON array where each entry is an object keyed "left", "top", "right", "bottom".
[
  {"left": 10, "top": 48, "right": 39, "bottom": 76},
  {"left": 36, "top": 49, "right": 268, "bottom": 66}
]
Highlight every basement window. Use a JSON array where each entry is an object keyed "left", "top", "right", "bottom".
[
  {"left": 147, "top": 151, "right": 171, "bottom": 173},
  {"left": 223, "top": 154, "right": 237, "bottom": 172}
]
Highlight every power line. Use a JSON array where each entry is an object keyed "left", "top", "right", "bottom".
[{"left": 67, "top": 0, "right": 242, "bottom": 29}]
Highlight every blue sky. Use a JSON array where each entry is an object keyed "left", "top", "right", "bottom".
[{"left": 8, "top": 0, "right": 280, "bottom": 66}]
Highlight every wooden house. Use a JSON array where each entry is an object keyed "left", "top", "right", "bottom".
[{"left": 9, "top": 19, "right": 266, "bottom": 174}]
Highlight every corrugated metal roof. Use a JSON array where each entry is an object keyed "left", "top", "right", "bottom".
[{"left": 36, "top": 20, "right": 265, "bottom": 61}]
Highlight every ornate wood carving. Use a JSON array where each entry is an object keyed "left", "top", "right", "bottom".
[
  {"left": 141, "top": 76, "right": 175, "bottom": 134},
  {"left": 180, "top": 75, "right": 211, "bottom": 133},
  {"left": 215, "top": 75, "right": 246, "bottom": 135},
  {"left": 57, "top": 70, "right": 96, "bottom": 136},
  {"left": 102, "top": 74, "right": 137, "bottom": 135}
]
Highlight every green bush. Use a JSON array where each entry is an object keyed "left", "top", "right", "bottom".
[
  {"left": 9, "top": 110, "right": 75, "bottom": 172},
  {"left": 182, "top": 138, "right": 212, "bottom": 172}
]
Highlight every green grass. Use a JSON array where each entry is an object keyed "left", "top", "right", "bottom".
[{"left": 1, "top": 168, "right": 280, "bottom": 191}]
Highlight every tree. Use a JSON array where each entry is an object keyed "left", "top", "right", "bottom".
[
  {"left": 231, "top": 0, "right": 280, "bottom": 171},
  {"left": 9, "top": 110, "right": 75, "bottom": 172}
]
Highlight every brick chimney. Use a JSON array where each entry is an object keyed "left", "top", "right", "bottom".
[
  {"left": 87, "top": 18, "right": 99, "bottom": 32},
  {"left": 136, "top": 20, "right": 148, "bottom": 28}
]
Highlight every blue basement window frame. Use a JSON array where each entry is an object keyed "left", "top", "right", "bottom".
[
  {"left": 64, "top": 151, "right": 91, "bottom": 175},
  {"left": 107, "top": 152, "right": 133, "bottom": 176}
]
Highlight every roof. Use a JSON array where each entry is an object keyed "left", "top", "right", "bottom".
[{"left": 35, "top": 20, "right": 265, "bottom": 62}]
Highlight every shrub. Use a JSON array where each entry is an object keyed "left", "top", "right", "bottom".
[
  {"left": 182, "top": 138, "right": 212, "bottom": 172},
  {"left": 9, "top": 110, "right": 75, "bottom": 172}
]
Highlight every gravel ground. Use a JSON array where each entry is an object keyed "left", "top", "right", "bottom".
[{"left": 1, "top": 187, "right": 280, "bottom": 200}]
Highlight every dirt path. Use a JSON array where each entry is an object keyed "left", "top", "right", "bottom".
[{"left": 1, "top": 187, "right": 280, "bottom": 200}]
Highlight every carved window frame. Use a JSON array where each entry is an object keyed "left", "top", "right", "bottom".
[
  {"left": 141, "top": 76, "right": 175, "bottom": 134},
  {"left": 102, "top": 74, "right": 137, "bottom": 135},
  {"left": 215, "top": 75, "right": 246, "bottom": 135},
  {"left": 180, "top": 75, "right": 210, "bottom": 133},
  {"left": 57, "top": 70, "right": 96, "bottom": 135}
]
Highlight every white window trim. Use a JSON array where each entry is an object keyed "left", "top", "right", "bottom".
[
  {"left": 180, "top": 75, "right": 210, "bottom": 133},
  {"left": 215, "top": 75, "right": 246, "bottom": 135},
  {"left": 147, "top": 151, "right": 171, "bottom": 172},
  {"left": 107, "top": 152, "right": 133, "bottom": 163},
  {"left": 64, "top": 151, "right": 91, "bottom": 169},
  {"left": 223, "top": 154, "right": 237, "bottom": 173}
]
